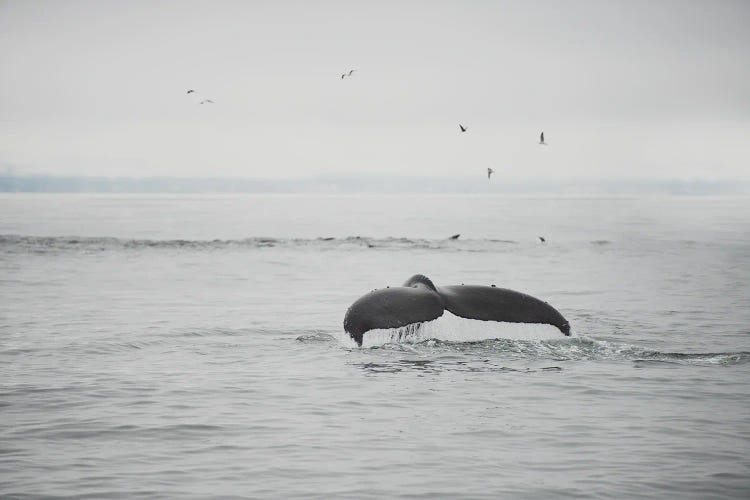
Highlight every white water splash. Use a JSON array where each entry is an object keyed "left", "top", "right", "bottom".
[{"left": 338, "top": 311, "right": 570, "bottom": 348}]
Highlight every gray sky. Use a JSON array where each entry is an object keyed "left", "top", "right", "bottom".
[{"left": 1, "top": 0, "right": 749, "bottom": 179}]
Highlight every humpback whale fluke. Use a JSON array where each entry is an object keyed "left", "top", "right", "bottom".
[{"left": 344, "top": 274, "right": 570, "bottom": 346}]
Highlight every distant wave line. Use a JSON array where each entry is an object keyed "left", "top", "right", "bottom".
[{"left": 0, "top": 234, "right": 526, "bottom": 252}]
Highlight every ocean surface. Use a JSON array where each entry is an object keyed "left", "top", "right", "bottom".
[{"left": 1, "top": 193, "right": 749, "bottom": 499}]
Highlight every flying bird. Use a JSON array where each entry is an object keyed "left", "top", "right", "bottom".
[
  {"left": 487, "top": 167, "right": 495, "bottom": 180},
  {"left": 341, "top": 69, "right": 356, "bottom": 79},
  {"left": 459, "top": 124, "right": 467, "bottom": 132},
  {"left": 199, "top": 99, "right": 214, "bottom": 104},
  {"left": 539, "top": 131, "right": 547, "bottom": 145},
  {"left": 539, "top": 236, "right": 546, "bottom": 243},
  {"left": 186, "top": 89, "right": 195, "bottom": 94}
]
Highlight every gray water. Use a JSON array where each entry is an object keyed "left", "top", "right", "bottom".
[{"left": 1, "top": 194, "right": 749, "bottom": 499}]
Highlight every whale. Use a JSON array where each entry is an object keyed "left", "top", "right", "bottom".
[{"left": 343, "top": 274, "right": 570, "bottom": 346}]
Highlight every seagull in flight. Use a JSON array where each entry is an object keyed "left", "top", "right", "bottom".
[
  {"left": 539, "top": 236, "right": 546, "bottom": 243},
  {"left": 487, "top": 167, "right": 495, "bottom": 180},
  {"left": 459, "top": 124, "right": 467, "bottom": 133},
  {"left": 199, "top": 99, "right": 214, "bottom": 104},
  {"left": 539, "top": 131, "right": 547, "bottom": 145},
  {"left": 341, "top": 69, "right": 356, "bottom": 79},
  {"left": 186, "top": 89, "right": 195, "bottom": 94}
]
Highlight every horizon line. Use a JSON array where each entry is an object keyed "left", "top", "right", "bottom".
[{"left": 1, "top": 173, "right": 749, "bottom": 195}]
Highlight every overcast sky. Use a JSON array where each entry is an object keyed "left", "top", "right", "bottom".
[{"left": 1, "top": 0, "right": 748, "bottom": 179}]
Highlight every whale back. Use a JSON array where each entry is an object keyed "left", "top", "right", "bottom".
[{"left": 402, "top": 274, "right": 438, "bottom": 292}]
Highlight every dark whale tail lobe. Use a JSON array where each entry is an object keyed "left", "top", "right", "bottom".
[
  {"left": 344, "top": 274, "right": 570, "bottom": 346},
  {"left": 343, "top": 281, "right": 444, "bottom": 346},
  {"left": 437, "top": 284, "right": 570, "bottom": 336}
]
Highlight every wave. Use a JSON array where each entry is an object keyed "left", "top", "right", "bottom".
[
  {"left": 0, "top": 234, "right": 523, "bottom": 253},
  {"left": 302, "top": 321, "right": 750, "bottom": 367},
  {"left": 344, "top": 343, "right": 750, "bottom": 375},
  {"left": 357, "top": 337, "right": 748, "bottom": 368},
  {"left": 3, "top": 234, "right": 723, "bottom": 254}
]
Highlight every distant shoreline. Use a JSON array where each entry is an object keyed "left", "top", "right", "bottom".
[{"left": 1, "top": 175, "right": 748, "bottom": 195}]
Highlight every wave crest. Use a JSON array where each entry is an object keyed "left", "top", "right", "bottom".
[{"left": 0, "top": 234, "right": 521, "bottom": 253}]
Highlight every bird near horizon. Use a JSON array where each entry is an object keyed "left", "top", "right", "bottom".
[
  {"left": 539, "top": 131, "right": 547, "bottom": 145},
  {"left": 487, "top": 167, "right": 495, "bottom": 180},
  {"left": 186, "top": 89, "right": 195, "bottom": 94},
  {"left": 459, "top": 124, "right": 467, "bottom": 132},
  {"left": 199, "top": 99, "right": 214, "bottom": 104},
  {"left": 539, "top": 236, "right": 546, "bottom": 243},
  {"left": 341, "top": 69, "right": 356, "bottom": 79}
]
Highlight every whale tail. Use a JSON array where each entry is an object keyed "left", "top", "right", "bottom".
[{"left": 344, "top": 274, "right": 570, "bottom": 346}]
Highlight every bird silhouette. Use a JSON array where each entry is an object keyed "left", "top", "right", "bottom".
[
  {"left": 539, "top": 236, "right": 546, "bottom": 243},
  {"left": 341, "top": 69, "right": 356, "bottom": 79},
  {"left": 459, "top": 124, "right": 467, "bottom": 132},
  {"left": 539, "top": 131, "right": 547, "bottom": 145},
  {"left": 186, "top": 89, "right": 195, "bottom": 94},
  {"left": 199, "top": 99, "right": 214, "bottom": 104},
  {"left": 487, "top": 167, "right": 495, "bottom": 180}
]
